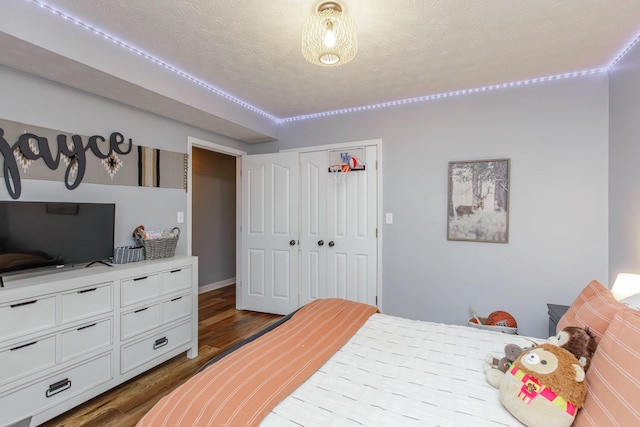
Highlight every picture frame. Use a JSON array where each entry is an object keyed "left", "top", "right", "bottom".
[{"left": 447, "top": 158, "right": 510, "bottom": 243}]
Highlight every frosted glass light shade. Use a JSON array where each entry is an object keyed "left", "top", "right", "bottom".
[
  {"left": 302, "top": 4, "right": 358, "bottom": 66},
  {"left": 611, "top": 273, "right": 640, "bottom": 300}
]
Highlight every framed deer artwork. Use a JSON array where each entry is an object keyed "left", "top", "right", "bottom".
[{"left": 447, "top": 158, "right": 510, "bottom": 243}]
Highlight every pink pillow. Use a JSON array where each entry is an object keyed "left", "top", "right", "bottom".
[
  {"left": 573, "top": 308, "right": 640, "bottom": 426},
  {"left": 557, "top": 280, "right": 626, "bottom": 343}
]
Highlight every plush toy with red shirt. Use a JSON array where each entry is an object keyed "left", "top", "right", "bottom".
[{"left": 486, "top": 343, "right": 587, "bottom": 427}]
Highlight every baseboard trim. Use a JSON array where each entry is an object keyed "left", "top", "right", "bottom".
[{"left": 198, "top": 278, "right": 235, "bottom": 294}]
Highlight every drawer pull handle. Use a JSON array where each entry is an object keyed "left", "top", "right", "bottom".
[
  {"left": 170, "top": 296, "right": 183, "bottom": 302},
  {"left": 134, "top": 307, "right": 149, "bottom": 313},
  {"left": 77, "top": 288, "right": 97, "bottom": 294},
  {"left": 77, "top": 323, "right": 97, "bottom": 331},
  {"left": 10, "top": 300, "right": 37, "bottom": 308},
  {"left": 133, "top": 276, "right": 148, "bottom": 281},
  {"left": 170, "top": 269, "right": 182, "bottom": 273},
  {"left": 46, "top": 378, "right": 72, "bottom": 398},
  {"left": 153, "top": 337, "right": 168, "bottom": 350},
  {"left": 11, "top": 341, "right": 37, "bottom": 351}
]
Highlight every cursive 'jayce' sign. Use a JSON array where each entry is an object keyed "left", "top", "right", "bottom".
[{"left": 0, "top": 128, "right": 132, "bottom": 199}]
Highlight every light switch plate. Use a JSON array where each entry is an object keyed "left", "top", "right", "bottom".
[
  {"left": 177, "top": 211, "right": 184, "bottom": 223},
  {"left": 385, "top": 213, "right": 393, "bottom": 224}
]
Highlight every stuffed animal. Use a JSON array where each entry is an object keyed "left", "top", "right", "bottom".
[
  {"left": 489, "top": 343, "right": 587, "bottom": 427},
  {"left": 547, "top": 326, "right": 597, "bottom": 371},
  {"left": 485, "top": 344, "right": 528, "bottom": 388},
  {"left": 486, "top": 343, "right": 526, "bottom": 373},
  {"left": 485, "top": 326, "right": 596, "bottom": 377}
]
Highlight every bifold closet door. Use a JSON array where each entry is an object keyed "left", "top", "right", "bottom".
[{"left": 300, "top": 146, "right": 378, "bottom": 307}]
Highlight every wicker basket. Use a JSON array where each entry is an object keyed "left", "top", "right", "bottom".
[
  {"left": 113, "top": 245, "right": 144, "bottom": 264},
  {"left": 135, "top": 227, "right": 180, "bottom": 260},
  {"left": 467, "top": 320, "right": 518, "bottom": 335}
]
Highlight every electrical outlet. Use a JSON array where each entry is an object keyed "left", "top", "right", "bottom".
[{"left": 177, "top": 211, "right": 184, "bottom": 223}]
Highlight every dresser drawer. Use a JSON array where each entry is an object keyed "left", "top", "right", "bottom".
[
  {"left": 61, "top": 319, "right": 112, "bottom": 362},
  {"left": 121, "top": 321, "right": 191, "bottom": 374},
  {"left": 0, "top": 297, "right": 56, "bottom": 341},
  {"left": 162, "top": 294, "right": 192, "bottom": 324},
  {"left": 61, "top": 283, "right": 113, "bottom": 323},
  {"left": 121, "top": 304, "right": 161, "bottom": 340},
  {"left": 121, "top": 274, "right": 160, "bottom": 306},
  {"left": 0, "top": 352, "right": 112, "bottom": 426},
  {"left": 0, "top": 335, "right": 56, "bottom": 386},
  {"left": 161, "top": 267, "right": 191, "bottom": 294}
]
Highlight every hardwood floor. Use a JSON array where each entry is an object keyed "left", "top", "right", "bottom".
[{"left": 41, "top": 285, "right": 282, "bottom": 427}]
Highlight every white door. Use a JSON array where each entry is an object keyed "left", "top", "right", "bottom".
[
  {"left": 300, "top": 146, "right": 378, "bottom": 306},
  {"left": 299, "top": 151, "right": 327, "bottom": 304},
  {"left": 240, "top": 152, "right": 299, "bottom": 315}
]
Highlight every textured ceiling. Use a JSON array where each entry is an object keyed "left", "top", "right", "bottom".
[{"left": 3, "top": 0, "right": 640, "bottom": 139}]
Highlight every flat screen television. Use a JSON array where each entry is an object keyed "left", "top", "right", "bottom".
[{"left": 0, "top": 201, "right": 115, "bottom": 282}]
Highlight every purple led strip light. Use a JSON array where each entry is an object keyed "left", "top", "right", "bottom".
[{"left": 27, "top": 0, "right": 640, "bottom": 124}]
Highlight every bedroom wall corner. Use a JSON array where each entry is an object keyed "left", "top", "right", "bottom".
[{"left": 609, "top": 40, "right": 640, "bottom": 285}]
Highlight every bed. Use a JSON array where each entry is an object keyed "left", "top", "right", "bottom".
[{"left": 137, "top": 281, "right": 640, "bottom": 426}]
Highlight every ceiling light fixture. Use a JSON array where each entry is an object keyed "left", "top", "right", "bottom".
[{"left": 302, "top": 2, "right": 358, "bottom": 67}]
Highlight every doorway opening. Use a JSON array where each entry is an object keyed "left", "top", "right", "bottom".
[{"left": 187, "top": 137, "right": 245, "bottom": 294}]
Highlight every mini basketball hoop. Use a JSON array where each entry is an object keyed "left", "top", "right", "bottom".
[
  {"left": 328, "top": 148, "right": 365, "bottom": 186},
  {"left": 328, "top": 163, "right": 352, "bottom": 173},
  {"left": 328, "top": 163, "right": 349, "bottom": 186},
  {"left": 328, "top": 148, "right": 365, "bottom": 171}
]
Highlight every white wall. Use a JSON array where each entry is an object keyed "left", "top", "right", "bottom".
[
  {"left": 0, "top": 65, "right": 250, "bottom": 255},
  {"left": 609, "top": 41, "right": 640, "bottom": 284},
  {"left": 276, "top": 74, "right": 610, "bottom": 337}
]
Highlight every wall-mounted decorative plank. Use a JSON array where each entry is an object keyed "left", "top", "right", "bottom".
[{"left": 0, "top": 118, "right": 185, "bottom": 199}]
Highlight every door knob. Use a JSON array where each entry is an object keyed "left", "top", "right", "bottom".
[
  {"left": 328, "top": 241, "right": 335, "bottom": 247},
  {"left": 318, "top": 240, "right": 324, "bottom": 246},
  {"left": 289, "top": 240, "right": 296, "bottom": 246}
]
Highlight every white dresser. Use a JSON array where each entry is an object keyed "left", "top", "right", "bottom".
[{"left": 0, "top": 256, "right": 198, "bottom": 427}]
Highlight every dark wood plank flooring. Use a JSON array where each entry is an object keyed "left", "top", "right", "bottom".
[{"left": 41, "top": 285, "right": 282, "bottom": 427}]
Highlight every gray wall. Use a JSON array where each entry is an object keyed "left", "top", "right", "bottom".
[
  {"left": 0, "top": 59, "right": 615, "bottom": 338},
  {"left": 276, "top": 74, "right": 610, "bottom": 338},
  {"left": 0, "top": 65, "right": 249, "bottom": 256},
  {"left": 192, "top": 148, "right": 236, "bottom": 287},
  {"left": 609, "top": 42, "right": 640, "bottom": 284}
]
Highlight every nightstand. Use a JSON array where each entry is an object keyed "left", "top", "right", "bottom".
[{"left": 547, "top": 303, "right": 570, "bottom": 337}]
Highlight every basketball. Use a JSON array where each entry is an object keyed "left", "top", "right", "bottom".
[
  {"left": 487, "top": 311, "right": 517, "bottom": 328},
  {"left": 348, "top": 156, "right": 358, "bottom": 168}
]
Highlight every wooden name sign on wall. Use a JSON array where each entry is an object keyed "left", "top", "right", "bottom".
[{"left": 0, "top": 118, "right": 186, "bottom": 199}]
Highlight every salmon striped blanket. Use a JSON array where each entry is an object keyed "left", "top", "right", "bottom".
[{"left": 137, "top": 298, "right": 378, "bottom": 427}]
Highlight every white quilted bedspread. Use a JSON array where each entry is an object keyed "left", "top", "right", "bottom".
[{"left": 262, "top": 313, "right": 541, "bottom": 426}]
